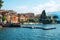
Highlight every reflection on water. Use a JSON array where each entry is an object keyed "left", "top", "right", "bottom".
[{"left": 0, "top": 24, "right": 60, "bottom": 40}]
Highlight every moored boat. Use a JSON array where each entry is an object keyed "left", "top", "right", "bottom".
[{"left": 2, "top": 23, "right": 20, "bottom": 27}]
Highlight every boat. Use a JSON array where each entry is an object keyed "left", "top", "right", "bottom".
[{"left": 2, "top": 23, "right": 20, "bottom": 27}]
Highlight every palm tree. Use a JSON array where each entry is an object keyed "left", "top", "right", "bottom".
[{"left": 0, "top": 0, "right": 3, "bottom": 9}]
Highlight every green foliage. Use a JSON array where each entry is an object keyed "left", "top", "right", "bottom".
[
  {"left": 2, "top": 14, "right": 6, "bottom": 21},
  {"left": 39, "top": 10, "right": 47, "bottom": 23},
  {"left": 0, "top": 0, "right": 3, "bottom": 9},
  {"left": 17, "top": 14, "right": 20, "bottom": 23},
  {"left": 52, "top": 15, "right": 58, "bottom": 24},
  {"left": 28, "top": 18, "right": 35, "bottom": 22},
  {"left": 41, "top": 10, "right": 47, "bottom": 19},
  {"left": 20, "top": 20, "right": 25, "bottom": 24},
  {"left": 39, "top": 10, "right": 53, "bottom": 24},
  {"left": 53, "top": 15, "right": 58, "bottom": 19}
]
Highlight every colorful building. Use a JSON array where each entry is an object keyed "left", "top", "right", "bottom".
[
  {"left": 11, "top": 15, "right": 18, "bottom": 23},
  {"left": 20, "top": 13, "right": 34, "bottom": 22}
]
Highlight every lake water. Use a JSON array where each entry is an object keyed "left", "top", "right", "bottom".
[{"left": 0, "top": 24, "right": 60, "bottom": 40}]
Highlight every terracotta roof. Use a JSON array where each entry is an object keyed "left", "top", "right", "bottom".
[
  {"left": 35, "top": 14, "right": 41, "bottom": 17},
  {"left": 0, "top": 10, "right": 6, "bottom": 12}
]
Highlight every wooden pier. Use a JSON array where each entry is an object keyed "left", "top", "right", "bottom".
[{"left": 21, "top": 25, "right": 56, "bottom": 30}]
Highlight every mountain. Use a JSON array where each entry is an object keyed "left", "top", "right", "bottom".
[
  {"left": 48, "top": 11, "right": 60, "bottom": 20},
  {"left": 48, "top": 11, "right": 60, "bottom": 15}
]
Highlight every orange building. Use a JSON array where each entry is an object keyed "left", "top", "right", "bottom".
[
  {"left": 6, "top": 10, "right": 18, "bottom": 23},
  {"left": 11, "top": 15, "right": 18, "bottom": 23}
]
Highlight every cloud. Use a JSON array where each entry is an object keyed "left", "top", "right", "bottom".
[
  {"left": 32, "top": 0, "right": 60, "bottom": 14},
  {"left": 14, "top": 6, "right": 33, "bottom": 13},
  {"left": 14, "top": 0, "right": 60, "bottom": 14}
]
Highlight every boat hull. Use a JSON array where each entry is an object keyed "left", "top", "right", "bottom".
[{"left": 2, "top": 23, "right": 20, "bottom": 27}]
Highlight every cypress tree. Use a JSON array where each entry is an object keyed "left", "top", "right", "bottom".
[{"left": 41, "top": 10, "right": 46, "bottom": 19}]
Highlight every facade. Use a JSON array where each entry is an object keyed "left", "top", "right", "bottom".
[
  {"left": 6, "top": 10, "right": 18, "bottom": 23},
  {"left": 20, "top": 13, "right": 34, "bottom": 22},
  {"left": 0, "top": 10, "right": 35, "bottom": 23},
  {"left": 6, "top": 13, "right": 10, "bottom": 23},
  {"left": 20, "top": 14, "right": 26, "bottom": 21},
  {"left": 0, "top": 10, "right": 18, "bottom": 23},
  {"left": 11, "top": 15, "right": 18, "bottom": 23},
  {"left": 6, "top": 10, "right": 17, "bottom": 23},
  {"left": 25, "top": 13, "right": 34, "bottom": 18}
]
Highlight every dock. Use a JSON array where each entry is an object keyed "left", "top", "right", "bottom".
[
  {"left": 21, "top": 25, "right": 56, "bottom": 30},
  {"left": 42, "top": 27, "right": 56, "bottom": 30}
]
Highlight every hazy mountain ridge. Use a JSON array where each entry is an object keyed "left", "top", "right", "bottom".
[{"left": 48, "top": 11, "right": 60, "bottom": 20}]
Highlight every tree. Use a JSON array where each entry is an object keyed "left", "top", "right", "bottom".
[
  {"left": 39, "top": 10, "right": 47, "bottom": 23},
  {"left": 41, "top": 10, "right": 47, "bottom": 19},
  {"left": 17, "top": 14, "right": 20, "bottom": 23},
  {"left": 28, "top": 18, "right": 35, "bottom": 22},
  {"left": 39, "top": 10, "right": 52, "bottom": 24},
  {"left": 53, "top": 15, "right": 58, "bottom": 19},
  {"left": 2, "top": 14, "right": 6, "bottom": 21},
  {"left": 52, "top": 15, "right": 58, "bottom": 23},
  {"left": 0, "top": 0, "right": 3, "bottom": 9}
]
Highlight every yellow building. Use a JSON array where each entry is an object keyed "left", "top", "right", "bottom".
[{"left": 20, "top": 14, "right": 28, "bottom": 21}]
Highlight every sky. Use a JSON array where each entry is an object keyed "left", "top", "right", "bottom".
[{"left": 2, "top": 0, "right": 60, "bottom": 14}]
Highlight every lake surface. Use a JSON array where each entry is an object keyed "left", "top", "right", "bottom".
[{"left": 0, "top": 24, "right": 60, "bottom": 40}]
